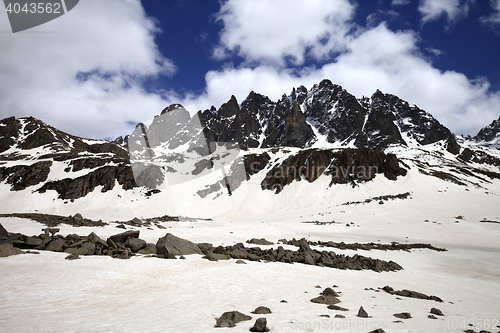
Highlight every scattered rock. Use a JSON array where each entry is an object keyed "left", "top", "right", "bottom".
[
  {"left": 247, "top": 238, "right": 274, "bottom": 245},
  {"left": 0, "top": 243, "right": 23, "bottom": 257},
  {"left": 320, "top": 314, "right": 330, "bottom": 318},
  {"left": 368, "top": 329, "right": 385, "bottom": 333},
  {"left": 322, "top": 287, "right": 339, "bottom": 297},
  {"left": 251, "top": 306, "right": 271, "bottom": 314},
  {"left": 138, "top": 243, "right": 157, "bottom": 255},
  {"left": 310, "top": 294, "right": 341, "bottom": 305},
  {"left": 327, "top": 305, "right": 348, "bottom": 311},
  {"left": 334, "top": 314, "right": 345, "bottom": 318},
  {"left": 428, "top": 315, "right": 437, "bottom": 319},
  {"left": 357, "top": 306, "right": 369, "bottom": 318},
  {"left": 215, "top": 311, "right": 252, "bottom": 328},
  {"left": 42, "top": 227, "right": 60, "bottom": 236},
  {"left": 116, "top": 224, "right": 126, "bottom": 229},
  {"left": 280, "top": 300, "right": 287, "bottom": 303},
  {"left": 235, "top": 259, "right": 247, "bottom": 264},
  {"left": 430, "top": 308, "right": 444, "bottom": 316},
  {"left": 65, "top": 253, "right": 80, "bottom": 260},
  {"left": 249, "top": 317, "right": 269, "bottom": 332},
  {"left": 382, "top": 286, "right": 443, "bottom": 302},
  {"left": 393, "top": 312, "right": 412, "bottom": 319}
]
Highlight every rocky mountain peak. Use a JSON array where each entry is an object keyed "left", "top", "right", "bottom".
[{"left": 475, "top": 115, "right": 500, "bottom": 144}]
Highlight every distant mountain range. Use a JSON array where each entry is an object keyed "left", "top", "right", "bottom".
[{"left": 0, "top": 79, "right": 499, "bottom": 217}]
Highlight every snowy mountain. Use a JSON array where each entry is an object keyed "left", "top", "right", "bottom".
[{"left": 0, "top": 80, "right": 499, "bottom": 219}]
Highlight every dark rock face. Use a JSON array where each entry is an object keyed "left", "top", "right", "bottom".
[
  {"left": 37, "top": 164, "right": 136, "bottom": 200},
  {"left": 0, "top": 161, "right": 52, "bottom": 191},
  {"left": 215, "top": 311, "right": 252, "bottom": 328},
  {"left": 475, "top": 115, "right": 500, "bottom": 143},
  {"left": 156, "top": 233, "right": 202, "bottom": 259},
  {"left": 261, "top": 148, "right": 406, "bottom": 193}
]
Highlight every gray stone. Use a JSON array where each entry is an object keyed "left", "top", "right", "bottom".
[
  {"left": 357, "top": 306, "right": 369, "bottom": 318},
  {"left": 0, "top": 243, "right": 23, "bottom": 257},
  {"left": 44, "top": 238, "right": 66, "bottom": 252},
  {"left": 88, "top": 232, "right": 108, "bottom": 248},
  {"left": 327, "top": 305, "right": 349, "bottom": 311},
  {"left": 43, "top": 228, "right": 60, "bottom": 236},
  {"left": 368, "top": 329, "right": 385, "bottom": 333},
  {"left": 310, "top": 295, "right": 340, "bottom": 305},
  {"left": 108, "top": 230, "right": 139, "bottom": 244},
  {"left": 235, "top": 259, "right": 247, "bottom": 264},
  {"left": 247, "top": 238, "right": 274, "bottom": 245},
  {"left": 65, "top": 253, "right": 80, "bottom": 260},
  {"left": 249, "top": 317, "right": 269, "bottom": 332},
  {"left": 138, "top": 243, "right": 157, "bottom": 255},
  {"left": 125, "top": 237, "right": 146, "bottom": 252},
  {"left": 393, "top": 312, "right": 412, "bottom": 319},
  {"left": 251, "top": 306, "right": 271, "bottom": 314},
  {"left": 64, "top": 242, "right": 95, "bottom": 256},
  {"left": 215, "top": 311, "right": 252, "bottom": 328},
  {"left": 229, "top": 248, "right": 249, "bottom": 259},
  {"left": 334, "top": 314, "right": 345, "bottom": 318},
  {"left": 25, "top": 236, "right": 42, "bottom": 247},
  {"left": 430, "top": 308, "right": 444, "bottom": 316},
  {"left": 322, "top": 287, "right": 339, "bottom": 297},
  {"left": 156, "top": 233, "right": 202, "bottom": 259}
]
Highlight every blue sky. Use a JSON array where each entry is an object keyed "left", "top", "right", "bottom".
[{"left": 0, "top": 0, "right": 499, "bottom": 139}]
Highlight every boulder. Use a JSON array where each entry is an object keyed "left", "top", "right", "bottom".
[
  {"left": 44, "top": 238, "right": 66, "bottom": 252},
  {"left": 0, "top": 223, "right": 8, "bottom": 238},
  {"left": 310, "top": 295, "right": 340, "bottom": 305},
  {"left": 368, "top": 330, "right": 385, "bottom": 333},
  {"left": 247, "top": 238, "right": 274, "bottom": 245},
  {"left": 137, "top": 243, "right": 157, "bottom": 255},
  {"left": 43, "top": 228, "right": 60, "bottom": 236},
  {"left": 64, "top": 242, "right": 95, "bottom": 256},
  {"left": 249, "top": 317, "right": 269, "bottom": 332},
  {"left": 108, "top": 230, "right": 140, "bottom": 244},
  {"left": 125, "top": 238, "right": 146, "bottom": 252},
  {"left": 88, "top": 232, "right": 108, "bottom": 248},
  {"left": 65, "top": 254, "right": 80, "bottom": 260},
  {"left": 215, "top": 311, "right": 252, "bottom": 328},
  {"left": 430, "top": 308, "right": 444, "bottom": 316},
  {"left": 0, "top": 243, "right": 23, "bottom": 257},
  {"left": 25, "top": 236, "right": 42, "bottom": 248},
  {"left": 357, "top": 306, "right": 369, "bottom": 318},
  {"left": 327, "top": 305, "right": 349, "bottom": 311},
  {"left": 156, "top": 233, "right": 202, "bottom": 259},
  {"left": 321, "top": 287, "right": 339, "bottom": 297},
  {"left": 251, "top": 306, "right": 271, "bottom": 314},
  {"left": 393, "top": 312, "right": 412, "bottom": 319}
]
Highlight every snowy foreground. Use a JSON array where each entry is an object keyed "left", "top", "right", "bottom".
[{"left": 1, "top": 155, "right": 500, "bottom": 332}]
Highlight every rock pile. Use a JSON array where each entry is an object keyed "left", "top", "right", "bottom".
[{"left": 199, "top": 238, "right": 403, "bottom": 272}]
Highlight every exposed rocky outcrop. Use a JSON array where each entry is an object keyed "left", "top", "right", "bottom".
[
  {"left": 0, "top": 213, "right": 107, "bottom": 227},
  {"left": 261, "top": 148, "right": 407, "bottom": 193},
  {"left": 475, "top": 115, "right": 500, "bottom": 144},
  {"left": 198, "top": 238, "right": 403, "bottom": 272}
]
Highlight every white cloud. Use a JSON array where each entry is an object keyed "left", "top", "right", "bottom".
[
  {"left": 391, "top": 0, "right": 411, "bottom": 5},
  {"left": 214, "top": 0, "right": 356, "bottom": 66},
  {"left": 480, "top": 0, "right": 500, "bottom": 32},
  {"left": 0, "top": 0, "right": 174, "bottom": 139},
  {"left": 418, "top": 0, "right": 473, "bottom": 24}
]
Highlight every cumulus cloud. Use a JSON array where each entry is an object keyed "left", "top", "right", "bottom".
[
  {"left": 0, "top": 0, "right": 173, "bottom": 139},
  {"left": 214, "top": 0, "right": 356, "bottom": 66},
  {"left": 391, "top": 0, "right": 411, "bottom": 5},
  {"left": 418, "top": 0, "right": 473, "bottom": 24}
]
